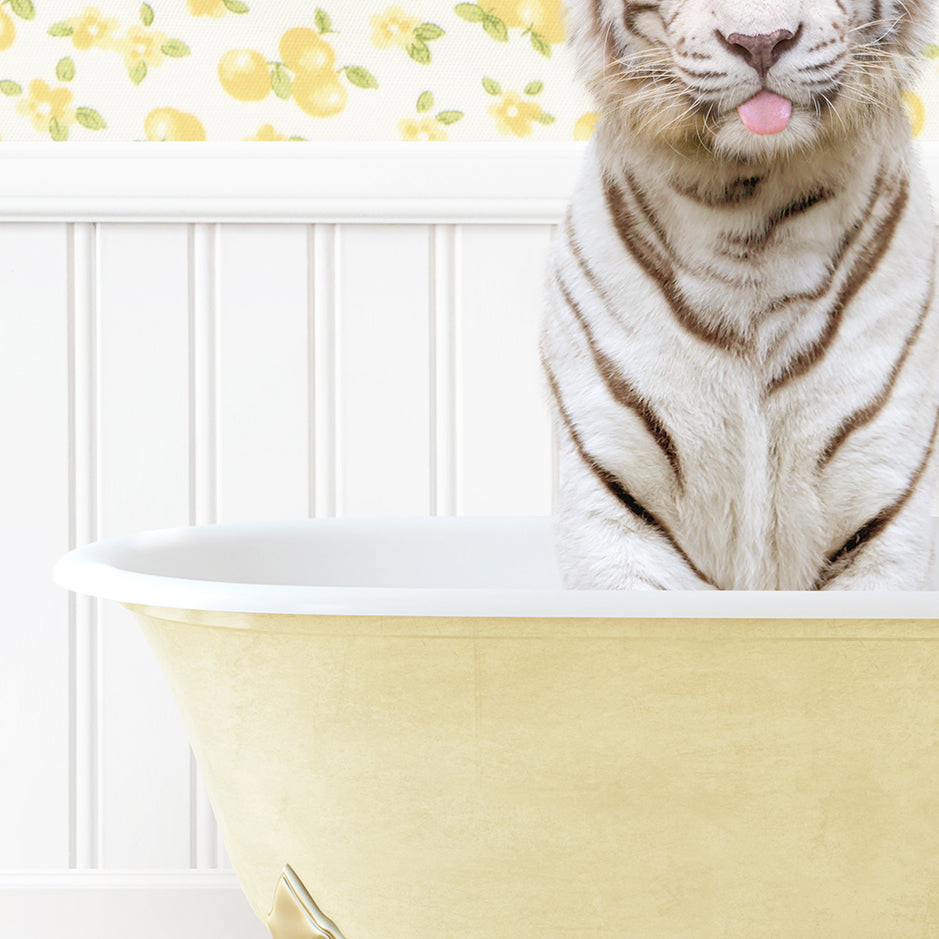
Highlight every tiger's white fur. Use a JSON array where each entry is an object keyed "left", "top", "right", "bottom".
[{"left": 543, "top": 0, "right": 939, "bottom": 589}]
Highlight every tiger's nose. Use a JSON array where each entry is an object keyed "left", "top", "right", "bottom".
[{"left": 717, "top": 26, "right": 802, "bottom": 78}]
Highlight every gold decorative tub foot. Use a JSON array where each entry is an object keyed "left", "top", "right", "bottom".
[{"left": 267, "top": 865, "right": 347, "bottom": 939}]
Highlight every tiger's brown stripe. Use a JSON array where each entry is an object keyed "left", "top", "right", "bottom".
[
  {"left": 544, "top": 360, "right": 715, "bottom": 587},
  {"left": 603, "top": 173, "right": 746, "bottom": 351},
  {"left": 766, "top": 174, "right": 909, "bottom": 396},
  {"left": 554, "top": 270, "right": 685, "bottom": 490},
  {"left": 722, "top": 185, "right": 836, "bottom": 254},
  {"left": 813, "top": 404, "right": 939, "bottom": 589},
  {"left": 623, "top": 1, "right": 662, "bottom": 36},
  {"left": 563, "top": 210, "right": 611, "bottom": 302},
  {"left": 672, "top": 175, "right": 762, "bottom": 207},
  {"left": 817, "top": 267, "right": 936, "bottom": 469},
  {"left": 762, "top": 165, "right": 889, "bottom": 363}
]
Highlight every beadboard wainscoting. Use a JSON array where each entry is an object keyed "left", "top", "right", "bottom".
[
  {"left": 1, "top": 142, "right": 938, "bottom": 938},
  {"left": 0, "top": 143, "right": 576, "bottom": 939}
]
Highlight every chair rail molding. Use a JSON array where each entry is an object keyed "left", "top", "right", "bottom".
[
  {"left": 1, "top": 141, "right": 938, "bottom": 224},
  {"left": 0, "top": 141, "right": 587, "bottom": 223}
]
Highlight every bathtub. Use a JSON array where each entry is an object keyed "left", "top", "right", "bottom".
[{"left": 54, "top": 516, "right": 939, "bottom": 938}]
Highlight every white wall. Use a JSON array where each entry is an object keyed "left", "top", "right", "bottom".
[{"left": 0, "top": 143, "right": 576, "bottom": 937}]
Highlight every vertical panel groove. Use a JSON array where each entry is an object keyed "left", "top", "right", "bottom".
[
  {"left": 453, "top": 225, "right": 465, "bottom": 516},
  {"left": 70, "top": 221, "right": 99, "bottom": 869},
  {"left": 67, "top": 223, "right": 77, "bottom": 870},
  {"left": 431, "top": 225, "right": 458, "bottom": 516},
  {"left": 311, "top": 224, "right": 339, "bottom": 517},
  {"left": 188, "top": 223, "right": 219, "bottom": 869}
]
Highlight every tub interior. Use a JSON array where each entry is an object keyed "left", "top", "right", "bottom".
[
  {"left": 77, "top": 515, "right": 939, "bottom": 589},
  {"left": 86, "top": 516, "right": 566, "bottom": 589}
]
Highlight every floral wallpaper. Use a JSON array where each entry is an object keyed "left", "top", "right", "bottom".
[{"left": 0, "top": 1, "right": 936, "bottom": 142}]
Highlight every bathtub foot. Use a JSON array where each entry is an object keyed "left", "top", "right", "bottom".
[{"left": 267, "top": 865, "right": 347, "bottom": 939}]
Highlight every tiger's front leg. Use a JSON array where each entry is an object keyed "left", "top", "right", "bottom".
[
  {"left": 815, "top": 483, "right": 938, "bottom": 591},
  {"left": 554, "top": 432, "right": 716, "bottom": 590}
]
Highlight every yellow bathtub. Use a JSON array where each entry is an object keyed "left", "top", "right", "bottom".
[{"left": 55, "top": 517, "right": 939, "bottom": 938}]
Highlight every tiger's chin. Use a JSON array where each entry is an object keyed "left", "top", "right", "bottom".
[
  {"left": 709, "top": 107, "right": 828, "bottom": 162},
  {"left": 627, "top": 95, "right": 875, "bottom": 168}
]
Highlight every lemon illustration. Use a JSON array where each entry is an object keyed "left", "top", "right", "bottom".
[
  {"left": 292, "top": 69, "right": 347, "bottom": 117},
  {"left": 0, "top": 8, "right": 15, "bottom": 52},
  {"left": 145, "top": 107, "right": 207, "bottom": 141},
  {"left": 280, "top": 28, "right": 336, "bottom": 73},
  {"left": 218, "top": 49, "right": 271, "bottom": 102},
  {"left": 487, "top": 0, "right": 524, "bottom": 27},
  {"left": 902, "top": 90, "right": 925, "bottom": 137},
  {"left": 517, "top": 0, "right": 565, "bottom": 42},
  {"left": 574, "top": 110, "right": 599, "bottom": 140}
]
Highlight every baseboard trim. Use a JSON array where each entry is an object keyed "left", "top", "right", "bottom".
[{"left": 0, "top": 871, "right": 267, "bottom": 939}]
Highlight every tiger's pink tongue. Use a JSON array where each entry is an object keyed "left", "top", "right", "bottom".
[{"left": 737, "top": 90, "right": 792, "bottom": 135}]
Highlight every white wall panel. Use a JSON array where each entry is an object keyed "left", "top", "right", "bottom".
[
  {"left": 96, "top": 224, "right": 192, "bottom": 869},
  {"left": 0, "top": 147, "right": 601, "bottom": 932},
  {"left": 216, "top": 225, "right": 311, "bottom": 523},
  {"left": 337, "top": 225, "right": 433, "bottom": 516},
  {"left": 457, "top": 224, "right": 556, "bottom": 516},
  {"left": 0, "top": 224, "right": 70, "bottom": 868}
]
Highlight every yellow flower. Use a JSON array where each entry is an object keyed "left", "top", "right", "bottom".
[
  {"left": 573, "top": 110, "right": 599, "bottom": 141},
  {"left": 116, "top": 26, "right": 168, "bottom": 71},
  {"left": 144, "top": 107, "right": 206, "bottom": 140},
  {"left": 370, "top": 6, "right": 419, "bottom": 50},
  {"left": 69, "top": 7, "right": 120, "bottom": 50},
  {"left": 246, "top": 123, "right": 288, "bottom": 141},
  {"left": 398, "top": 116, "right": 447, "bottom": 141},
  {"left": 16, "top": 80, "right": 75, "bottom": 134},
  {"left": 488, "top": 91, "right": 542, "bottom": 137},
  {"left": 187, "top": 0, "right": 227, "bottom": 16}
]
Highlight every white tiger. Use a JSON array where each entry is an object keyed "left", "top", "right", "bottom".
[{"left": 542, "top": 0, "right": 939, "bottom": 589}]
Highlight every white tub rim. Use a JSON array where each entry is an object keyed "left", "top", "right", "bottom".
[{"left": 52, "top": 515, "right": 939, "bottom": 620}]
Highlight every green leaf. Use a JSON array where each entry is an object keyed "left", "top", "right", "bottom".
[
  {"left": 49, "top": 117, "right": 68, "bottom": 141},
  {"left": 435, "top": 110, "right": 463, "bottom": 125},
  {"left": 76, "top": 107, "right": 107, "bottom": 130},
  {"left": 535, "top": 111, "right": 556, "bottom": 125},
  {"left": 223, "top": 0, "right": 250, "bottom": 11},
  {"left": 315, "top": 8, "right": 335, "bottom": 34},
  {"left": 288, "top": 136, "right": 308, "bottom": 141},
  {"left": 407, "top": 40, "right": 431, "bottom": 64},
  {"left": 271, "top": 64, "right": 292, "bottom": 99},
  {"left": 530, "top": 31, "right": 552, "bottom": 57},
  {"left": 342, "top": 66, "right": 378, "bottom": 89},
  {"left": 48, "top": 22, "right": 75, "bottom": 37},
  {"left": 482, "top": 14, "right": 508, "bottom": 42},
  {"left": 56, "top": 58, "right": 76, "bottom": 82},
  {"left": 416, "top": 90, "right": 434, "bottom": 112},
  {"left": 128, "top": 60, "right": 147, "bottom": 84},
  {"left": 10, "top": 0, "right": 35, "bottom": 21},
  {"left": 140, "top": 3, "right": 154, "bottom": 26},
  {"left": 454, "top": 3, "right": 485, "bottom": 22},
  {"left": 0, "top": 80, "right": 22, "bottom": 96},
  {"left": 524, "top": 80, "right": 543, "bottom": 96},
  {"left": 161, "top": 39, "right": 191, "bottom": 57},
  {"left": 481, "top": 76, "right": 502, "bottom": 96},
  {"left": 414, "top": 22, "right": 445, "bottom": 42}
]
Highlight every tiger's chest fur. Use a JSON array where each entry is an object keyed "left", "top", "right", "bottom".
[{"left": 544, "top": 0, "right": 939, "bottom": 589}]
